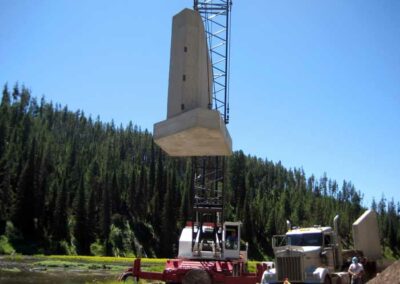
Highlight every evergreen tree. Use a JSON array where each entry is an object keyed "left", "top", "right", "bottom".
[
  {"left": 136, "top": 164, "right": 147, "bottom": 219},
  {"left": 87, "top": 186, "right": 98, "bottom": 247},
  {"left": 110, "top": 171, "right": 120, "bottom": 214},
  {"left": 127, "top": 167, "right": 136, "bottom": 216},
  {"left": 12, "top": 139, "right": 37, "bottom": 241},
  {"left": 160, "top": 168, "right": 177, "bottom": 257},
  {"left": 53, "top": 179, "right": 69, "bottom": 248},
  {"left": 150, "top": 149, "right": 164, "bottom": 236},
  {"left": 101, "top": 181, "right": 112, "bottom": 255},
  {"left": 74, "top": 177, "right": 89, "bottom": 254},
  {"left": 0, "top": 85, "right": 11, "bottom": 157},
  {"left": 387, "top": 199, "right": 397, "bottom": 249}
]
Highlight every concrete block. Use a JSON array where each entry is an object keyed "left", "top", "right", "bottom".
[
  {"left": 153, "top": 8, "right": 232, "bottom": 157},
  {"left": 166, "top": 8, "right": 212, "bottom": 118},
  {"left": 154, "top": 108, "right": 232, "bottom": 156},
  {"left": 352, "top": 210, "right": 382, "bottom": 261}
]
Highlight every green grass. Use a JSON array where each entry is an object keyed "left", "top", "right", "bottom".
[
  {"left": 1, "top": 254, "right": 24, "bottom": 261},
  {"left": 2, "top": 254, "right": 262, "bottom": 277},
  {"left": 0, "top": 267, "right": 21, "bottom": 273},
  {"left": 38, "top": 255, "right": 260, "bottom": 273},
  {"left": 33, "top": 259, "right": 127, "bottom": 271},
  {"left": 1, "top": 254, "right": 169, "bottom": 274},
  {"left": 43, "top": 255, "right": 135, "bottom": 263},
  {"left": 40, "top": 255, "right": 167, "bottom": 264},
  {"left": 0, "top": 235, "right": 15, "bottom": 255},
  {"left": 382, "top": 245, "right": 399, "bottom": 260}
]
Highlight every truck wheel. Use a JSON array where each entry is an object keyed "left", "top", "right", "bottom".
[
  {"left": 182, "top": 269, "right": 211, "bottom": 284},
  {"left": 120, "top": 274, "right": 137, "bottom": 283},
  {"left": 323, "top": 276, "right": 331, "bottom": 284}
]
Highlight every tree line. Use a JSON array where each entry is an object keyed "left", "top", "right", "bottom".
[{"left": 0, "top": 84, "right": 399, "bottom": 259}]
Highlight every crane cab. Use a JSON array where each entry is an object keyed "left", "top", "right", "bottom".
[
  {"left": 178, "top": 221, "right": 243, "bottom": 261},
  {"left": 223, "top": 222, "right": 242, "bottom": 260}
]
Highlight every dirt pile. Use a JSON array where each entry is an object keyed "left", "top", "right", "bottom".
[{"left": 367, "top": 260, "right": 400, "bottom": 284}]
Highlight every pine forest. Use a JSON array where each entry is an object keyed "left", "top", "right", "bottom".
[{"left": 0, "top": 84, "right": 399, "bottom": 259}]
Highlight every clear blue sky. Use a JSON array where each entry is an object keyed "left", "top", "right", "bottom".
[{"left": 1, "top": 1, "right": 399, "bottom": 207}]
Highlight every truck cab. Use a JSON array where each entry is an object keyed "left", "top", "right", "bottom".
[
  {"left": 262, "top": 224, "right": 342, "bottom": 284},
  {"left": 262, "top": 211, "right": 382, "bottom": 284}
]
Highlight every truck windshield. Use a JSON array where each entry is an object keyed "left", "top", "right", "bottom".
[{"left": 287, "top": 233, "right": 322, "bottom": 246}]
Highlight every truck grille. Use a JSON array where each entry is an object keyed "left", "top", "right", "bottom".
[{"left": 277, "top": 256, "right": 303, "bottom": 282}]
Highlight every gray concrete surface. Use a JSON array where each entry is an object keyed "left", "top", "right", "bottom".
[
  {"left": 154, "top": 107, "right": 232, "bottom": 156},
  {"left": 352, "top": 210, "right": 382, "bottom": 261},
  {"left": 166, "top": 8, "right": 212, "bottom": 118},
  {"left": 154, "top": 9, "right": 232, "bottom": 156}
]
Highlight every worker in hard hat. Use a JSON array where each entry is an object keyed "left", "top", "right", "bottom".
[{"left": 348, "top": 256, "right": 364, "bottom": 284}]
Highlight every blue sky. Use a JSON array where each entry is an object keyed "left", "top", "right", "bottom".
[{"left": 1, "top": 0, "right": 399, "bottom": 207}]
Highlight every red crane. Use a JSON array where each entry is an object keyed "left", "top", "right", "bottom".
[{"left": 119, "top": 1, "right": 267, "bottom": 283}]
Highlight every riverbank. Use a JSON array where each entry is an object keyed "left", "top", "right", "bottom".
[{"left": 0, "top": 255, "right": 166, "bottom": 283}]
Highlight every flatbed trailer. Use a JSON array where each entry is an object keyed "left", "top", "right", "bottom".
[{"left": 119, "top": 258, "right": 266, "bottom": 284}]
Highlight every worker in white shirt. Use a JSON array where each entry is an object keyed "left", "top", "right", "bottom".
[{"left": 348, "top": 256, "right": 364, "bottom": 284}]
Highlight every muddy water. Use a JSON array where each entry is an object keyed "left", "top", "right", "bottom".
[{"left": 0, "top": 256, "right": 122, "bottom": 284}]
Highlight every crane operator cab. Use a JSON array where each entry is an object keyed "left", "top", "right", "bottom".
[
  {"left": 223, "top": 222, "right": 246, "bottom": 260},
  {"left": 225, "top": 226, "right": 238, "bottom": 249}
]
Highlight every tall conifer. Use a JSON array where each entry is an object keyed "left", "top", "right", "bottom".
[{"left": 74, "top": 176, "right": 89, "bottom": 254}]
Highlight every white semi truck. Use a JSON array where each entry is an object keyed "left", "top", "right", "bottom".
[{"left": 261, "top": 210, "right": 382, "bottom": 284}]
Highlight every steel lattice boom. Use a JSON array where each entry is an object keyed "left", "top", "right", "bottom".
[
  {"left": 194, "top": 0, "right": 233, "bottom": 125},
  {"left": 190, "top": 0, "right": 233, "bottom": 252}
]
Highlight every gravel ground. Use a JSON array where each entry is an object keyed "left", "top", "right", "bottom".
[{"left": 367, "top": 260, "right": 400, "bottom": 284}]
